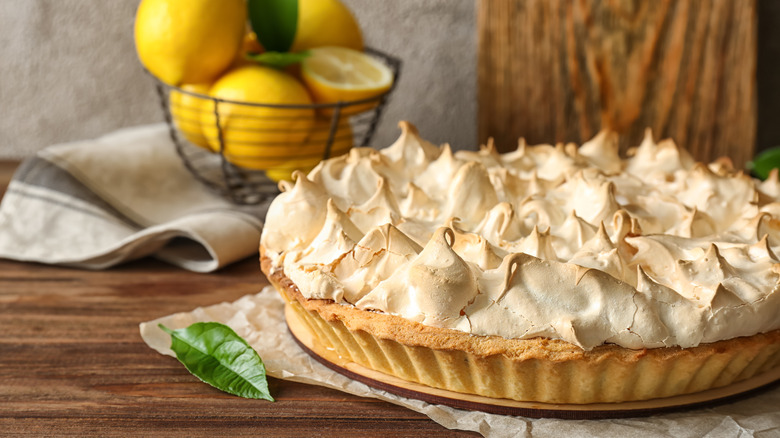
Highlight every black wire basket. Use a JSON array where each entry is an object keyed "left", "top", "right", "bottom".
[{"left": 154, "top": 48, "right": 401, "bottom": 205}]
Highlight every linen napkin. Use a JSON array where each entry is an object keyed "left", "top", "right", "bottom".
[{"left": 0, "top": 124, "right": 271, "bottom": 272}]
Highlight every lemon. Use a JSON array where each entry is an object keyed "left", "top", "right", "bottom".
[
  {"left": 265, "top": 119, "right": 354, "bottom": 181},
  {"left": 169, "top": 84, "right": 213, "bottom": 150},
  {"left": 291, "top": 0, "right": 364, "bottom": 52},
  {"left": 134, "top": 0, "right": 246, "bottom": 85},
  {"left": 201, "top": 65, "right": 316, "bottom": 170},
  {"left": 301, "top": 46, "right": 393, "bottom": 115}
]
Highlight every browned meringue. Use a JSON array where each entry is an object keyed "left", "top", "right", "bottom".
[{"left": 262, "top": 122, "right": 780, "bottom": 351}]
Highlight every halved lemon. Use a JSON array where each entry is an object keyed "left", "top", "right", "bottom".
[{"left": 301, "top": 46, "right": 393, "bottom": 115}]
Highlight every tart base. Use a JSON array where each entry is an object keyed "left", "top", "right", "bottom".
[
  {"left": 262, "top": 251, "right": 780, "bottom": 405},
  {"left": 286, "top": 301, "right": 780, "bottom": 418}
]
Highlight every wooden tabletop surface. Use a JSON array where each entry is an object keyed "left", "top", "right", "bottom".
[{"left": 0, "top": 160, "right": 476, "bottom": 437}]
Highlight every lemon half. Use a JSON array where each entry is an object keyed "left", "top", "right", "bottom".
[{"left": 301, "top": 46, "right": 394, "bottom": 116}]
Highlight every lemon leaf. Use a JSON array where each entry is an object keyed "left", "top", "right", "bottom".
[
  {"left": 748, "top": 147, "right": 780, "bottom": 180},
  {"left": 246, "top": 50, "right": 311, "bottom": 69},
  {"left": 159, "top": 322, "right": 274, "bottom": 401},
  {"left": 248, "top": 0, "right": 298, "bottom": 52}
]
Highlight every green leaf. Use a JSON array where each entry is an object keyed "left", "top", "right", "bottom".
[
  {"left": 248, "top": 0, "right": 298, "bottom": 53},
  {"left": 159, "top": 322, "right": 274, "bottom": 401},
  {"left": 748, "top": 147, "right": 780, "bottom": 180},
  {"left": 246, "top": 50, "right": 310, "bottom": 68}
]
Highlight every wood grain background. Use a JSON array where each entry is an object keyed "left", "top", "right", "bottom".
[{"left": 478, "top": 0, "right": 759, "bottom": 168}]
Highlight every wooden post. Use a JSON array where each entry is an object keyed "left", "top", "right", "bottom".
[{"left": 478, "top": 0, "right": 757, "bottom": 168}]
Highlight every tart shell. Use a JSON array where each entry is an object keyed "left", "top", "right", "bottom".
[{"left": 261, "top": 249, "right": 780, "bottom": 404}]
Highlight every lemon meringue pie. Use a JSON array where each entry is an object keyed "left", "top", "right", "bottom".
[{"left": 260, "top": 122, "right": 780, "bottom": 404}]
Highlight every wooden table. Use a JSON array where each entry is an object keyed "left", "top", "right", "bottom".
[{"left": 0, "top": 160, "right": 476, "bottom": 437}]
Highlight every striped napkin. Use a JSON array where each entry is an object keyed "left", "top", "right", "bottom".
[{"left": 0, "top": 124, "right": 269, "bottom": 272}]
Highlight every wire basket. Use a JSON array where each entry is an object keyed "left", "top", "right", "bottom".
[{"left": 154, "top": 48, "right": 401, "bottom": 205}]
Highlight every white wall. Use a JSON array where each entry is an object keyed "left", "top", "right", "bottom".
[{"left": 0, "top": 0, "right": 477, "bottom": 159}]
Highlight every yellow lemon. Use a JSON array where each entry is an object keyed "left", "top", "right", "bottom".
[
  {"left": 301, "top": 46, "right": 394, "bottom": 115},
  {"left": 134, "top": 0, "right": 246, "bottom": 85},
  {"left": 291, "top": 0, "right": 364, "bottom": 52},
  {"left": 169, "top": 84, "right": 213, "bottom": 150},
  {"left": 265, "top": 119, "right": 354, "bottom": 182},
  {"left": 201, "top": 65, "right": 316, "bottom": 170}
]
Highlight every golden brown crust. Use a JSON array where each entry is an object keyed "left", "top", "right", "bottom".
[{"left": 261, "top": 247, "right": 780, "bottom": 403}]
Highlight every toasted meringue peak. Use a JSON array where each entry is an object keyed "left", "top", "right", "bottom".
[
  {"left": 510, "top": 225, "right": 557, "bottom": 261},
  {"left": 414, "top": 143, "right": 464, "bottom": 196},
  {"left": 296, "top": 199, "right": 363, "bottom": 267},
  {"left": 677, "top": 244, "right": 736, "bottom": 299},
  {"left": 356, "top": 227, "right": 478, "bottom": 327},
  {"left": 308, "top": 149, "right": 382, "bottom": 208},
  {"left": 517, "top": 196, "right": 566, "bottom": 232},
  {"left": 550, "top": 211, "right": 599, "bottom": 260},
  {"left": 347, "top": 177, "right": 402, "bottom": 232},
  {"left": 448, "top": 220, "right": 504, "bottom": 270},
  {"left": 375, "top": 223, "right": 423, "bottom": 255},
  {"left": 677, "top": 207, "right": 717, "bottom": 238},
  {"left": 626, "top": 134, "right": 694, "bottom": 180},
  {"left": 611, "top": 209, "right": 642, "bottom": 243},
  {"left": 336, "top": 223, "right": 422, "bottom": 303},
  {"left": 500, "top": 137, "right": 530, "bottom": 169},
  {"left": 445, "top": 161, "right": 499, "bottom": 227},
  {"left": 625, "top": 128, "right": 655, "bottom": 158},
  {"left": 262, "top": 126, "right": 780, "bottom": 351},
  {"left": 380, "top": 121, "right": 440, "bottom": 174},
  {"left": 709, "top": 157, "right": 736, "bottom": 176},
  {"left": 677, "top": 163, "right": 758, "bottom": 232},
  {"left": 503, "top": 141, "right": 587, "bottom": 180},
  {"left": 473, "top": 202, "right": 525, "bottom": 244},
  {"left": 493, "top": 168, "right": 562, "bottom": 203},
  {"left": 568, "top": 223, "right": 635, "bottom": 284},
  {"left": 360, "top": 177, "right": 401, "bottom": 214},
  {"left": 399, "top": 182, "right": 438, "bottom": 220},
  {"left": 729, "top": 212, "right": 775, "bottom": 243},
  {"left": 594, "top": 222, "right": 615, "bottom": 248},
  {"left": 758, "top": 169, "right": 780, "bottom": 203},
  {"left": 579, "top": 130, "right": 621, "bottom": 174},
  {"left": 558, "top": 172, "right": 620, "bottom": 226},
  {"left": 262, "top": 171, "right": 329, "bottom": 253},
  {"left": 455, "top": 137, "right": 503, "bottom": 169},
  {"left": 747, "top": 235, "right": 780, "bottom": 263}
]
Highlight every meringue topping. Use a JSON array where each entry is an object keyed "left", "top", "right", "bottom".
[{"left": 261, "top": 122, "right": 780, "bottom": 351}]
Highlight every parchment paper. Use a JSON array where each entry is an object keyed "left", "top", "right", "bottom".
[{"left": 139, "top": 287, "right": 780, "bottom": 437}]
